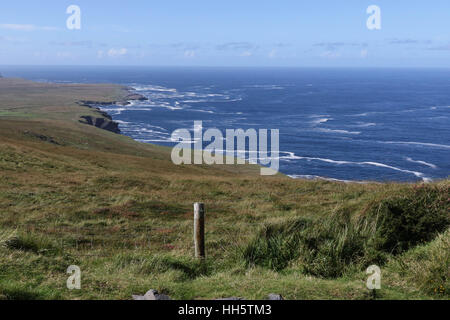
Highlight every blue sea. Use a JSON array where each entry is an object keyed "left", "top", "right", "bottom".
[{"left": 2, "top": 66, "right": 449, "bottom": 182}]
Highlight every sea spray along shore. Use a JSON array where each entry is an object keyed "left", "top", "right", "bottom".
[{"left": 0, "top": 77, "right": 449, "bottom": 300}]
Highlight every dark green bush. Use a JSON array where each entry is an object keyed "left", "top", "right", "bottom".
[{"left": 370, "top": 185, "right": 450, "bottom": 254}]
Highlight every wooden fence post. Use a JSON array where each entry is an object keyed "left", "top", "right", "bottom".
[{"left": 193, "top": 203, "right": 205, "bottom": 259}]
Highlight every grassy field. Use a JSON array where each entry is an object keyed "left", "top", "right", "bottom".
[{"left": 0, "top": 78, "right": 448, "bottom": 300}]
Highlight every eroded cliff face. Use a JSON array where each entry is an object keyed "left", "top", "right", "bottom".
[{"left": 79, "top": 115, "right": 121, "bottom": 134}]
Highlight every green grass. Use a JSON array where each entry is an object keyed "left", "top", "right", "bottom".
[
  {"left": 243, "top": 185, "right": 449, "bottom": 279},
  {"left": 0, "top": 111, "right": 37, "bottom": 118},
  {"left": 0, "top": 78, "right": 448, "bottom": 300},
  {"left": 385, "top": 229, "right": 449, "bottom": 297}
]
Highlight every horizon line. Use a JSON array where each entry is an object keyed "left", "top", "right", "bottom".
[{"left": 2, "top": 64, "right": 450, "bottom": 70}]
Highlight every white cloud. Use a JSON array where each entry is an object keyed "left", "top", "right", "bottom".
[
  {"left": 360, "top": 49, "right": 369, "bottom": 58},
  {"left": 97, "top": 48, "right": 128, "bottom": 59},
  {"left": 56, "top": 52, "right": 72, "bottom": 58},
  {"left": 320, "top": 51, "right": 341, "bottom": 59},
  {"left": 40, "top": 26, "right": 59, "bottom": 31},
  {"left": 184, "top": 50, "right": 196, "bottom": 58},
  {"left": 240, "top": 51, "right": 253, "bottom": 57},
  {"left": 0, "top": 24, "right": 58, "bottom": 31},
  {"left": 0, "top": 35, "right": 27, "bottom": 44},
  {"left": 107, "top": 48, "right": 128, "bottom": 57},
  {"left": 0, "top": 24, "right": 35, "bottom": 31},
  {"left": 268, "top": 49, "right": 277, "bottom": 58}
]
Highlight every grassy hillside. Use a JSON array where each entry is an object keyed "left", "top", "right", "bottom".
[{"left": 0, "top": 78, "right": 448, "bottom": 300}]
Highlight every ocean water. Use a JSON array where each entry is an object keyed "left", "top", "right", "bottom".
[{"left": 2, "top": 66, "right": 449, "bottom": 182}]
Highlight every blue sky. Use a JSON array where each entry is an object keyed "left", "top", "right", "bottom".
[{"left": 0, "top": 0, "right": 449, "bottom": 67}]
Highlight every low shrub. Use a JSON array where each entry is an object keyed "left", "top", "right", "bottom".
[{"left": 369, "top": 185, "right": 450, "bottom": 254}]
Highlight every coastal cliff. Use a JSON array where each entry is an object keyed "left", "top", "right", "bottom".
[
  {"left": 79, "top": 115, "right": 121, "bottom": 134},
  {"left": 77, "top": 87, "right": 147, "bottom": 134}
]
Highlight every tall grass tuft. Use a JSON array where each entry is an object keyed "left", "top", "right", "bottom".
[
  {"left": 1, "top": 231, "right": 57, "bottom": 255},
  {"left": 389, "top": 229, "right": 449, "bottom": 297},
  {"left": 368, "top": 185, "right": 450, "bottom": 254},
  {"left": 244, "top": 185, "right": 449, "bottom": 279},
  {"left": 243, "top": 212, "right": 383, "bottom": 278}
]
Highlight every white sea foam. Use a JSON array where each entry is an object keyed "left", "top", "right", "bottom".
[
  {"left": 189, "top": 109, "right": 215, "bottom": 114},
  {"left": 181, "top": 99, "right": 208, "bottom": 103},
  {"left": 317, "top": 128, "right": 361, "bottom": 135},
  {"left": 288, "top": 175, "right": 361, "bottom": 183},
  {"left": 246, "top": 84, "right": 285, "bottom": 90},
  {"left": 405, "top": 157, "right": 437, "bottom": 169},
  {"left": 279, "top": 152, "right": 432, "bottom": 182},
  {"left": 132, "top": 85, "right": 177, "bottom": 93},
  {"left": 136, "top": 128, "right": 169, "bottom": 135},
  {"left": 100, "top": 107, "right": 126, "bottom": 115},
  {"left": 381, "top": 141, "right": 450, "bottom": 150},
  {"left": 347, "top": 105, "right": 447, "bottom": 118},
  {"left": 310, "top": 114, "right": 330, "bottom": 118},
  {"left": 353, "top": 122, "right": 376, "bottom": 128},
  {"left": 141, "top": 124, "right": 168, "bottom": 131},
  {"left": 310, "top": 118, "right": 332, "bottom": 125},
  {"left": 146, "top": 103, "right": 183, "bottom": 111},
  {"left": 114, "top": 120, "right": 130, "bottom": 125},
  {"left": 130, "top": 83, "right": 243, "bottom": 110},
  {"left": 349, "top": 112, "right": 371, "bottom": 117}
]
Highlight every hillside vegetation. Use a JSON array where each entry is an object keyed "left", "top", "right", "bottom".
[{"left": 0, "top": 78, "right": 448, "bottom": 300}]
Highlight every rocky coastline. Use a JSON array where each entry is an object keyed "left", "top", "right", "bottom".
[{"left": 78, "top": 87, "right": 147, "bottom": 134}]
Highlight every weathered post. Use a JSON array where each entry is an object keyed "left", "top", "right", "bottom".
[{"left": 193, "top": 202, "right": 205, "bottom": 259}]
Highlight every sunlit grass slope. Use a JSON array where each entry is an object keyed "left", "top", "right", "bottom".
[{"left": 0, "top": 78, "right": 448, "bottom": 300}]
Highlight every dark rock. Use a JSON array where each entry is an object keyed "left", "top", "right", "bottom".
[
  {"left": 267, "top": 294, "right": 283, "bottom": 300},
  {"left": 97, "top": 110, "right": 112, "bottom": 120},
  {"left": 144, "top": 289, "right": 171, "bottom": 300},
  {"left": 23, "top": 130, "right": 60, "bottom": 145},
  {"left": 124, "top": 93, "right": 147, "bottom": 101},
  {"left": 79, "top": 115, "right": 120, "bottom": 134},
  {"left": 78, "top": 100, "right": 117, "bottom": 106},
  {"left": 132, "top": 289, "right": 171, "bottom": 300}
]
